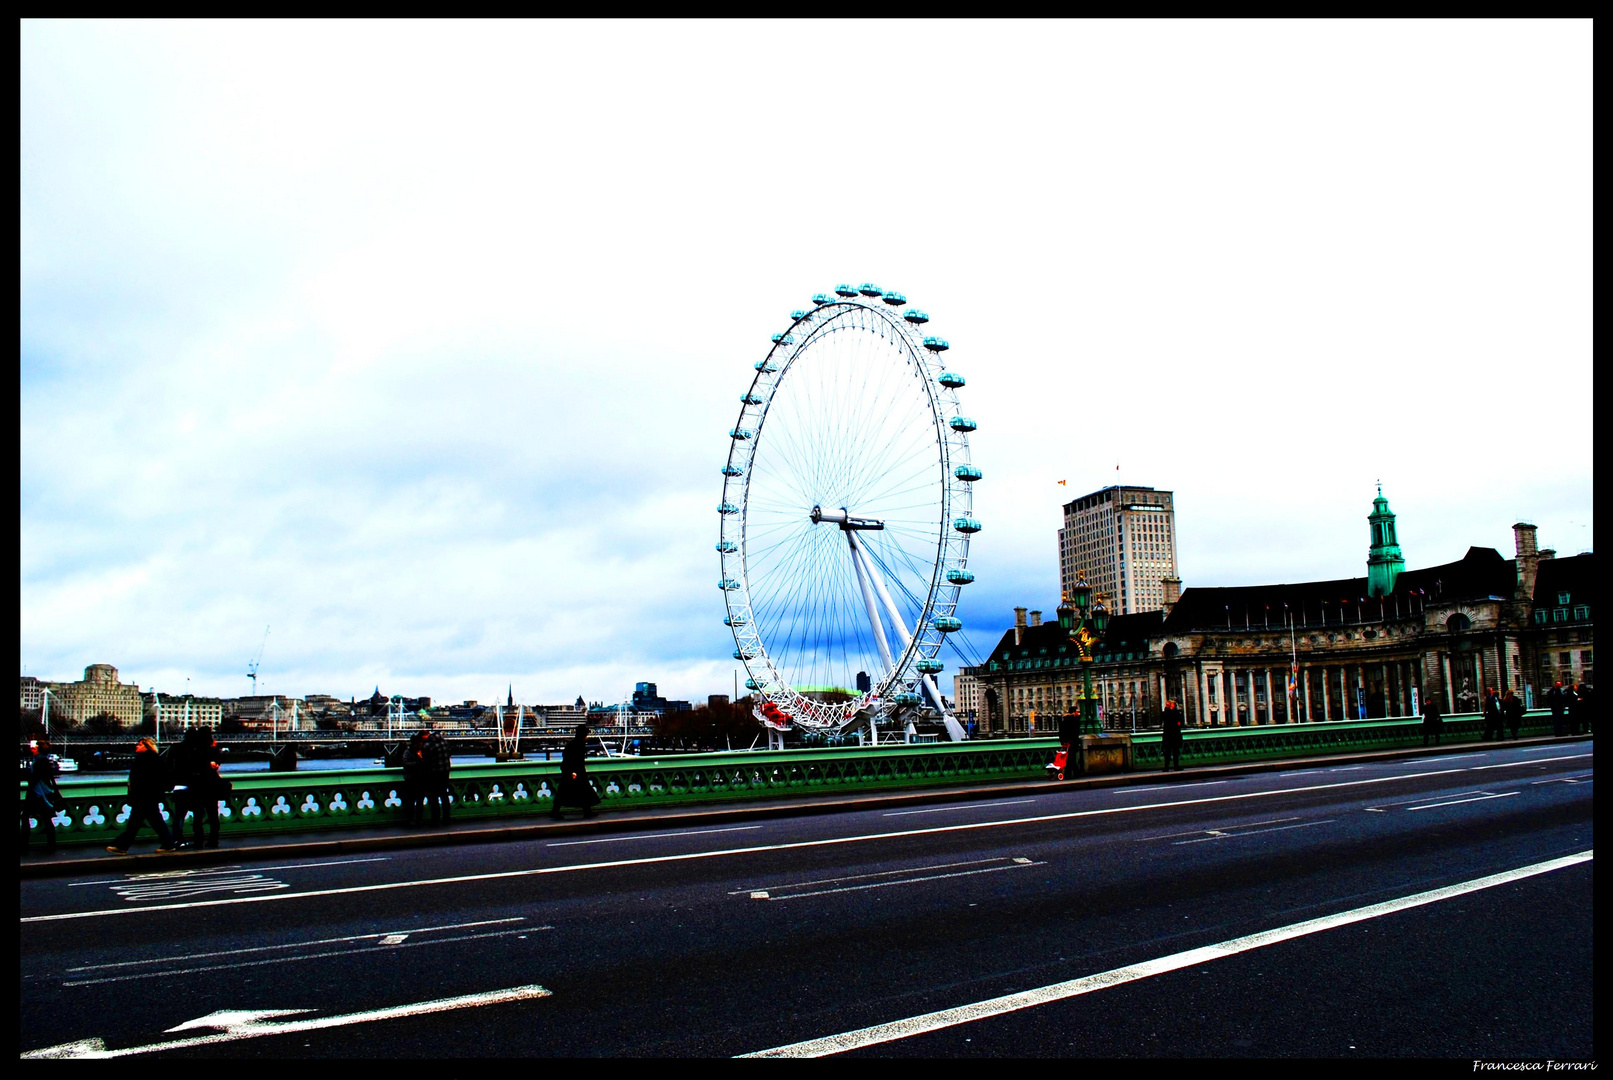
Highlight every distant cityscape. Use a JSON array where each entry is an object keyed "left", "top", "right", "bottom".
[{"left": 20, "top": 482, "right": 1595, "bottom": 740}]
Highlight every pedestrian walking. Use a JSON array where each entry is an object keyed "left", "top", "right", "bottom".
[
  {"left": 551, "top": 724, "right": 600, "bottom": 820},
  {"left": 1160, "top": 700, "right": 1185, "bottom": 771},
  {"left": 1571, "top": 683, "right": 1592, "bottom": 735},
  {"left": 106, "top": 737, "right": 177, "bottom": 854},
  {"left": 426, "top": 731, "right": 453, "bottom": 824},
  {"left": 1421, "top": 693, "right": 1444, "bottom": 746},
  {"left": 20, "top": 737, "right": 63, "bottom": 854},
  {"left": 173, "top": 728, "right": 229, "bottom": 849},
  {"left": 1546, "top": 681, "right": 1568, "bottom": 737},
  {"left": 401, "top": 732, "right": 428, "bottom": 826},
  {"left": 1481, "top": 687, "right": 1504, "bottom": 741},
  {"left": 1503, "top": 689, "right": 1524, "bottom": 741}
]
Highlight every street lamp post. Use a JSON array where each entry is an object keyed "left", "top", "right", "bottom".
[{"left": 1057, "top": 572, "right": 1110, "bottom": 737}]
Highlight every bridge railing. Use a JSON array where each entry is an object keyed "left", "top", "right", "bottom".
[{"left": 19, "top": 711, "right": 1562, "bottom": 849}]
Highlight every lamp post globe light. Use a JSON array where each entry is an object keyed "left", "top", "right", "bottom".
[{"left": 1057, "top": 571, "right": 1110, "bottom": 736}]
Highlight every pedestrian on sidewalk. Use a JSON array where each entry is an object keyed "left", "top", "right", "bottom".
[
  {"left": 1570, "top": 682, "right": 1592, "bottom": 735},
  {"left": 551, "top": 724, "right": 600, "bottom": 820},
  {"left": 401, "top": 732, "right": 427, "bottom": 826},
  {"left": 1546, "top": 681, "right": 1569, "bottom": 736},
  {"left": 1503, "top": 688, "right": 1524, "bottom": 740},
  {"left": 107, "top": 738, "right": 177, "bottom": 854},
  {"left": 1481, "top": 687, "right": 1504, "bottom": 741},
  {"left": 1160, "top": 700, "right": 1185, "bottom": 771},
  {"left": 20, "top": 737, "right": 63, "bottom": 854},
  {"left": 1421, "top": 694, "right": 1444, "bottom": 746},
  {"left": 1055, "top": 708, "right": 1078, "bottom": 779},
  {"left": 426, "top": 731, "right": 453, "bottom": 824},
  {"left": 173, "top": 728, "right": 229, "bottom": 849}
]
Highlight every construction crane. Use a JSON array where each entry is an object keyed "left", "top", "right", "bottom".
[{"left": 247, "top": 625, "right": 270, "bottom": 696}]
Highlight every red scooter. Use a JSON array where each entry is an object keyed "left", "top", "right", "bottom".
[{"left": 1045, "top": 743, "right": 1072, "bottom": 781}]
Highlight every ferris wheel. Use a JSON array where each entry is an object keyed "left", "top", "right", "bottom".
[{"left": 718, "top": 284, "right": 979, "bottom": 743}]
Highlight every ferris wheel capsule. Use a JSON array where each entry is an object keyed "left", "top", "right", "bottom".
[
  {"left": 904, "top": 309, "right": 929, "bottom": 324},
  {"left": 857, "top": 283, "right": 883, "bottom": 297},
  {"left": 955, "top": 465, "right": 983, "bottom": 482},
  {"left": 915, "top": 658, "right": 944, "bottom": 674},
  {"left": 923, "top": 336, "right": 950, "bottom": 352},
  {"left": 938, "top": 371, "right": 965, "bottom": 388},
  {"left": 834, "top": 283, "right": 859, "bottom": 297},
  {"left": 882, "top": 290, "right": 907, "bottom": 306},
  {"left": 722, "top": 464, "right": 743, "bottom": 476},
  {"left": 934, "top": 617, "right": 963, "bottom": 633},
  {"left": 949, "top": 416, "right": 977, "bottom": 432},
  {"left": 812, "top": 293, "right": 833, "bottom": 305}
]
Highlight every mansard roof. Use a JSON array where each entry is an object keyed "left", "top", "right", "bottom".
[
  {"left": 1532, "top": 552, "right": 1594, "bottom": 610},
  {"left": 1161, "top": 546, "right": 1517, "bottom": 632}
]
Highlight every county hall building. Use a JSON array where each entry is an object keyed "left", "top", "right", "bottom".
[{"left": 958, "top": 488, "right": 1593, "bottom": 733}]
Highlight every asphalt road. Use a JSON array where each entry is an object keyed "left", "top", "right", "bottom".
[{"left": 19, "top": 739, "right": 1594, "bottom": 1058}]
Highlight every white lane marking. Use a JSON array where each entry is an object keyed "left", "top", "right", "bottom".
[
  {"left": 1173, "top": 820, "right": 1333, "bottom": 845},
  {"left": 1405, "top": 792, "right": 1518, "bottom": 811},
  {"left": 1471, "top": 754, "right": 1588, "bottom": 770},
  {"left": 1141, "top": 816, "right": 1304, "bottom": 841},
  {"left": 1327, "top": 766, "right": 1365, "bottom": 772},
  {"left": 546, "top": 825, "right": 763, "bottom": 847},
  {"left": 739, "top": 850, "right": 1594, "bottom": 1058},
  {"left": 21, "top": 984, "right": 553, "bottom": 1058},
  {"left": 756, "top": 860, "right": 1045, "bottom": 901},
  {"left": 1115, "top": 779, "right": 1229, "bottom": 792},
  {"left": 1532, "top": 775, "right": 1593, "bottom": 785},
  {"left": 728, "top": 857, "right": 1012, "bottom": 895},
  {"left": 1362, "top": 789, "right": 1495, "bottom": 811},
  {"left": 66, "top": 918, "right": 526, "bottom": 972},
  {"left": 66, "top": 856, "right": 392, "bottom": 886},
  {"left": 24, "top": 754, "right": 1591, "bottom": 924},
  {"left": 377, "top": 934, "right": 408, "bottom": 945},
  {"left": 884, "top": 799, "right": 1037, "bottom": 817},
  {"left": 60, "top": 927, "right": 544, "bottom": 986},
  {"left": 114, "top": 869, "right": 290, "bottom": 902}
]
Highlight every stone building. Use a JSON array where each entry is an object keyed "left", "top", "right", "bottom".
[
  {"left": 37, "top": 664, "right": 143, "bottom": 728},
  {"left": 142, "top": 693, "right": 224, "bottom": 730},
  {"left": 965, "top": 489, "right": 1593, "bottom": 733},
  {"left": 1058, "top": 485, "right": 1179, "bottom": 615}
]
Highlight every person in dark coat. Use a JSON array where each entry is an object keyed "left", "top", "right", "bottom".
[
  {"left": 1546, "top": 681, "right": 1568, "bottom": 736},
  {"left": 401, "top": 732, "right": 428, "bottom": 826},
  {"left": 107, "top": 737, "right": 176, "bottom": 854},
  {"left": 173, "top": 728, "right": 228, "bottom": 849},
  {"left": 1422, "top": 694, "right": 1444, "bottom": 746},
  {"left": 1570, "top": 683, "right": 1591, "bottom": 735},
  {"left": 1481, "top": 687, "right": 1503, "bottom": 741},
  {"left": 551, "top": 724, "right": 600, "bottom": 820},
  {"left": 1502, "top": 689, "right": 1524, "bottom": 740},
  {"left": 425, "top": 731, "right": 453, "bottom": 824},
  {"left": 20, "top": 737, "right": 63, "bottom": 854},
  {"left": 1160, "top": 700, "right": 1185, "bottom": 771}
]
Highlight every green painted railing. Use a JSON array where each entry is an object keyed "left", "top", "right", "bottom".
[{"left": 19, "top": 711, "right": 1564, "bottom": 849}]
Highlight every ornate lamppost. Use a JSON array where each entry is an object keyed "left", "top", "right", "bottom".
[{"left": 1057, "top": 572, "right": 1110, "bottom": 736}]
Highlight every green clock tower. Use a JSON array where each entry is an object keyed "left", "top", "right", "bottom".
[{"left": 1366, "top": 483, "right": 1405, "bottom": 597}]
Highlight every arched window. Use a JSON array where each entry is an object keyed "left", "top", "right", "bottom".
[{"left": 1446, "top": 613, "right": 1472, "bottom": 633}]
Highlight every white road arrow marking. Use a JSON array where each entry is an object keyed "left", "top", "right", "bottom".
[{"left": 20, "top": 984, "right": 551, "bottom": 1059}]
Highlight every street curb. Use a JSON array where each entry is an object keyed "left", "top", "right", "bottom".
[{"left": 18, "top": 733, "right": 1591, "bottom": 878}]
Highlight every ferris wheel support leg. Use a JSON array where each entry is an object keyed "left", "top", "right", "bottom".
[{"left": 846, "top": 532, "right": 895, "bottom": 675}]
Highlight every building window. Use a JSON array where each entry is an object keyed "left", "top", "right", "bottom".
[
  {"left": 1533, "top": 610, "right": 1547, "bottom": 625},
  {"left": 1573, "top": 606, "right": 1589, "bottom": 620},
  {"left": 1558, "top": 592, "right": 1571, "bottom": 605},
  {"left": 1554, "top": 609, "right": 1568, "bottom": 622},
  {"left": 1559, "top": 652, "right": 1572, "bottom": 666},
  {"left": 1581, "top": 651, "right": 1593, "bottom": 666}
]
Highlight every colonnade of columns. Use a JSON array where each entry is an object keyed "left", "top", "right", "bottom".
[{"left": 1185, "top": 658, "right": 1427, "bottom": 725}]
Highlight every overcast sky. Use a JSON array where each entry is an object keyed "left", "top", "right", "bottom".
[{"left": 20, "top": 20, "right": 1593, "bottom": 706}]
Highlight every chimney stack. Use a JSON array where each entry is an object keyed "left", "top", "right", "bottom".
[
  {"left": 1014, "top": 606, "right": 1027, "bottom": 645},
  {"left": 1161, "top": 576, "right": 1182, "bottom": 617},
  {"left": 1028, "top": 610, "right": 1042, "bottom": 627},
  {"left": 1513, "top": 522, "right": 1539, "bottom": 600}
]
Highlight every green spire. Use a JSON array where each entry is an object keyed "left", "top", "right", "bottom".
[{"left": 1367, "top": 482, "right": 1405, "bottom": 596}]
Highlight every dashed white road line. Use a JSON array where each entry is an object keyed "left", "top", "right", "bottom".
[
  {"left": 1173, "top": 820, "right": 1333, "bottom": 845},
  {"left": 1406, "top": 792, "right": 1517, "bottom": 811},
  {"left": 883, "top": 800, "right": 1037, "bottom": 817},
  {"left": 753, "top": 859, "right": 1043, "bottom": 901},
  {"left": 22, "top": 753, "right": 1590, "bottom": 924},
  {"left": 739, "top": 850, "right": 1594, "bottom": 1057},
  {"left": 546, "top": 825, "right": 763, "bottom": 847}
]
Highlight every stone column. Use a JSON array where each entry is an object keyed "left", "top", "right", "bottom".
[
  {"left": 1321, "top": 666, "right": 1331, "bottom": 721},
  {"left": 1303, "top": 667, "right": 1313, "bottom": 722},
  {"left": 1217, "top": 668, "right": 1229, "bottom": 727},
  {"left": 1264, "top": 668, "right": 1276, "bottom": 724},
  {"left": 1441, "top": 652, "right": 1454, "bottom": 713}
]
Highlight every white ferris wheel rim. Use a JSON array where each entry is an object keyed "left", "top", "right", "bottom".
[{"left": 717, "top": 289, "right": 976, "bottom": 731}]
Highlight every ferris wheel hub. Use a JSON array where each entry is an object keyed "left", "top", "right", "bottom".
[{"left": 809, "top": 505, "right": 885, "bottom": 531}]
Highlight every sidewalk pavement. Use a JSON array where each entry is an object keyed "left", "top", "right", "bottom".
[{"left": 19, "top": 732, "right": 1591, "bottom": 879}]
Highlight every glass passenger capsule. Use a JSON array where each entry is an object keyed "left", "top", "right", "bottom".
[
  {"left": 724, "top": 614, "right": 748, "bottom": 627},
  {"left": 722, "top": 463, "right": 743, "bottom": 476},
  {"left": 904, "top": 309, "right": 930, "bottom": 324},
  {"left": 917, "top": 659, "right": 945, "bottom": 675},
  {"left": 946, "top": 568, "right": 976, "bottom": 585},
  {"left": 730, "top": 427, "right": 754, "bottom": 440},
  {"left": 882, "top": 290, "right": 906, "bottom": 306},
  {"left": 934, "top": 616, "right": 963, "bottom": 633},
  {"left": 955, "top": 464, "right": 983, "bottom": 482},
  {"left": 733, "top": 648, "right": 757, "bottom": 660},
  {"left": 834, "top": 284, "right": 859, "bottom": 297},
  {"left": 858, "top": 282, "right": 883, "bottom": 297},
  {"left": 771, "top": 333, "right": 794, "bottom": 345},
  {"left": 741, "top": 392, "right": 764, "bottom": 405},
  {"left": 938, "top": 371, "right": 965, "bottom": 388},
  {"left": 719, "top": 578, "right": 741, "bottom": 590},
  {"left": 718, "top": 502, "right": 740, "bottom": 515},
  {"left": 717, "top": 540, "right": 737, "bottom": 553},
  {"left": 790, "top": 310, "right": 808, "bottom": 320},
  {"left": 949, "top": 416, "right": 977, "bottom": 432},
  {"left": 755, "top": 359, "right": 776, "bottom": 372},
  {"left": 953, "top": 516, "right": 982, "bottom": 533},
  {"left": 812, "top": 293, "right": 834, "bottom": 305},
  {"left": 893, "top": 691, "right": 922, "bottom": 705},
  {"left": 744, "top": 678, "right": 760, "bottom": 690},
  {"left": 923, "top": 336, "right": 950, "bottom": 352}
]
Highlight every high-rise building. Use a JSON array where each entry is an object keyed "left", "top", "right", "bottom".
[{"left": 1059, "top": 485, "right": 1179, "bottom": 614}]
